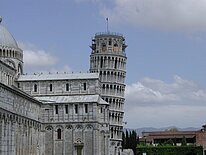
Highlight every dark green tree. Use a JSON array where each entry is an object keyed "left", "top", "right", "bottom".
[
  {"left": 181, "top": 136, "right": 187, "bottom": 146},
  {"left": 122, "top": 131, "right": 125, "bottom": 150},
  {"left": 131, "top": 130, "right": 138, "bottom": 154},
  {"left": 125, "top": 129, "right": 129, "bottom": 149},
  {"left": 164, "top": 139, "right": 174, "bottom": 146},
  {"left": 123, "top": 129, "right": 139, "bottom": 154},
  {"left": 165, "top": 128, "right": 179, "bottom": 132},
  {"left": 128, "top": 131, "right": 132, "bottom": 148}
]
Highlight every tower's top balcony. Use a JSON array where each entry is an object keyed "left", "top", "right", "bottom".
[
  {"left": 91, "top": 32, "right": 127, "bottom": 56},
  {"left": 95, "top": 32, "right": 124, "bottom": 40}
]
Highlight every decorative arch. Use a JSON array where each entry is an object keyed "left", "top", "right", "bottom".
[
  {"left": 66, "top": 125, "right": 73, "bottom": 130},
  {"left": 18, "top": 63, "right": 23, "bottom": 74},
  {"left": 45, "top": 126, "right": 53, "bottom": 131},
  {"left": 85, "top": 124, "right": 93, "bottom": 130},
  {"left": 76, "top": 124, "right": 83, "bottom": 130},
  {"left": 75, "top": 138, "right": 82, "bottom": 144},
  {"left": 57, "top": 128, "right": 62, "bottom": 139},
  {"left": 55, "top": 125, "right": 63, "bottom": 130}
]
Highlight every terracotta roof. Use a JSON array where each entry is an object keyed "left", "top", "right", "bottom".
[{"left": 142, "top": 131, "right": 196, "bottom": 139}]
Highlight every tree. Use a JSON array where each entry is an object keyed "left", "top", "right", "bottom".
[
  {"left": 164, "top": 139, "right": 174, "bottom": 146},
  {"left": 122, "top": 131, "right": 125, "bottom": 150},
  {"left": 125, "top": 130, "right": 129, "bottom": 149},
  {"left": 123, "top": 129, "right": 139, "bottom": 154},
  {"left": 165, "top": 128, "right": 179, "bottom": 132},
  {"left": 131, "top": 130, "right": 138, "bottom": 154},
  {"left": 181, "top": 136, "right": 187, "bottom": 146}
]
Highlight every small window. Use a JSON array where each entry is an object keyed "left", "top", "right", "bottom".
[
  {"left": 17, "top": 83, "right": 20, "bottom": 88},
  {"left": 85, "top": 104, "right": 88, "bottom": 113},
  {"left": 100, "top": 57, "right": 103, "bottom": 68},
  {"left": 114, "top": 58, "right": 117, "bottom": 69},
  {"left": 100, "top": 107, "right": 103, "bottom": 113},
  {"left": 34, "top": 84, "right": 37, "bottom": 92},
  {"left": 75, "top": 105, "right": 78, "bottom": 114},
  {"left": 55, "top": 105, "right": 58, "bottom": 114},
  {"left": 109, "top": 39, "right": 112, "bottom": 45},
  {"left": 102, "top": 43, "right": 106, "bottom": 51},
  {"left": 83, "top": 82, "right": 86, "bottom": 90},
  {"left": 66, "top": 83, "right": 69, "bottom": 91},
  {"left": 65, "top": 105, "right": 68, "bottom": 114},
  {"left": 57, "top": 128, "right": 61, "bottom": 140},
  {"left": 50, "top": 84, "right": 53, "bottom": 91}
]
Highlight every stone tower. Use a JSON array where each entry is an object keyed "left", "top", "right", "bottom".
[
  {"left": 90, "top": 32, "right": 127, "bottom": 155},
  {"left": 0, "top": 17, "right": 23, "bottom": 76}
]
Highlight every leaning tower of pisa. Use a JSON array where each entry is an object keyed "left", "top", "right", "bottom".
[{"left": 90, "top": 32, "right": 127, "bottom": 155}]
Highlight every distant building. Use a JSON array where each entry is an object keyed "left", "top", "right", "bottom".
[
  {"left": 140, "top": 131, "right": 196, "bottom": 146},
  {"left": 140, "top": 125, "right": 206, "bottom": 154},
  {"left": 0, "top": 17, "right": 127, "bottom": 155}
]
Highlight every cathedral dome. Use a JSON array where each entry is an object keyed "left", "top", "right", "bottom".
[{"left": 0, "top": 17, "right": 18, "bottom": 49}]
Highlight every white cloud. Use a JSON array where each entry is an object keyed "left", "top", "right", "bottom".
[
  {"left": 46, "top": 65, "right": 72, "bottom": 74},
  {"left": 125, "top": 81, "right": 179, "bottom": 104},
  {"left": 18, "top": 42, "right": 73, "bottom": 74},
  {"left": 100, "top": 0, "right": 206, "bottom": 32},
  {"left": 125, "top": 76, "right": 206, "bottom": 128},
  {"left": 124, "top": 105, "right": 206, "bottom": 128},
  {"left": 125, "top": 75, "right": 206, "bottom": 106},
  {"left": 19, "top": 42, "right": 58, "bottom": 68}
]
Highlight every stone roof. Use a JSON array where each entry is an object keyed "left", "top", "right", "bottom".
[
  {"left": 17, "top": 72, "right": 99, "bottom": 81},
  {"left": 35, "top": 94, "right": 108, "bottom": 105},
  {"left": 0, "top": 17, "right": 18, "bottom": 49}
]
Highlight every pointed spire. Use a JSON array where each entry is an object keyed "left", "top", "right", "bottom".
[{"left": 106, "top": 17, "right": 109, "bottom": 33}]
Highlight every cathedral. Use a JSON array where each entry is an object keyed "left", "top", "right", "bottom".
[{"left": 0, "top": 17, "right": 127, "bottom": 155}]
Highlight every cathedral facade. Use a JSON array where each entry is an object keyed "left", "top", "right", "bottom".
[{"left": 0, "top": 17, "right": 127, "bottom": 155}]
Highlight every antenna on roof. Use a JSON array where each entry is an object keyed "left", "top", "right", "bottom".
[{"left": 106, "top": 17, "right": 109, "bottom": 33}]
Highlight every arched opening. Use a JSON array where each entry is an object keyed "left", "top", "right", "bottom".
[
  {"left": 114, "top": 43, "right": 118, "bottom": 52},
  {"left": 18, "top": 64, "right": 23, "bottom": 74},
  {"left": 66, "top": 83, "right": 69, "bottom": 91},
  {"left": 100, "top": 56, "right": 103, "bottom": 68},
  {"left": 114, "top": 58, "right": 117, "bottom": 69},
  {"left": 109, "top": 98, "right": 112, "bottom": 104},
  {"left": 3, "top": 49, "right": 5, "bottom": 56},
  {"left": 57, "top": 128, "right": 62, "bottom": 140},
  {"left": 111, "top": 127, "right": 114, "bottom": 138},
  {"left": 109, "top": 39, "right": 112, "bottom": 45},
  {"left": 34, "top": 84, "right": 37, "bottom": 92},
  {"left": 102, "top": 43, "right": 106, "bottom": 52},
  {"left": 49, "top": 84, "right": 53, "bottom": 92},
  {"left": 83, "top": 82, "right": 87, "bottom": 90}
]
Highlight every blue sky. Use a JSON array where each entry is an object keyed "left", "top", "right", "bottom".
[{"left": 1, "top": 0, "right": 206, "bottom": 129}]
